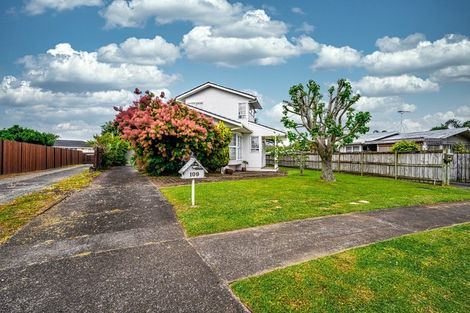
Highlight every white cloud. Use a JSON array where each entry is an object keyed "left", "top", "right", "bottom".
[
  {"left": 355, "top": 96, "right": 416, "bottom": 113},
  {"left": 375, "top": 33, "right": 426, "bottom": 52},
  {"left": 0, "top": 75, "right": 170, "bottom": 139},
  {"left": 100, "top": 0, "right": 243, "bottom": 28},
  {"left": 213, "top": 9, "right": 287, "bottom": 38},
  {"left": 422, "top": 105, "right": 470, "bottom": 127},
  {"left": 363, "top": 34, "right": 470, "bottom": 75},
  {"left": 181, "top": 27, "right": 317, "bottom": 67},
  {"left": 430, "top": 65, "right": 470, "bottom": 82},
  {"left": 291, "top": 7, "right": 305, "bottom": 15},
  {"left": 313, "top": 45, "right": 362, "bottom": 69},
  {"left": 356, "top": 95, "right": 470, "bottom": 132},
  {"left": 295, "top": 22, "right": 315, "bottom": 34},
  {"left": 354, "top": 75, "right": 439, "bottom": 96},
  {"left": 354, "top": 96, "right": 417, "bottom": 132},
  {"left": 19, "top": 43, "right": 178, "bottom": 91},
  {"left": 0, "top": 76, "right": 131, "bottom": 139},
  {"left": 97, "top": 36, "right": 180, "bottom": 65},
  {"left": 25, "top": 0, "right": 103, "bottom": 15}
]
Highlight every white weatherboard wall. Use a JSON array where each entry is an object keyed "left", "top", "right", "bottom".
[
  {"left": 184, "top": 88, "right": 249, "bottom": 122},
  {"left": 178, "top": 84, "right": 285, "bottom": 170}
]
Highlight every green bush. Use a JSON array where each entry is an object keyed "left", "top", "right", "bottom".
[
  {"left": 202, "top": 122, "right": 232, "bottom": 172},
  {"left": 452, "top": 143, "right": 468, "bottom": 153},
  {"left": 114, "top": 92, "right": 233, "bottom": 175},
  {"left": 391, "top": 140, "right": 420, "bottom": 153},
  {"left": 0, "top": 125, "right": 58, "bottom": 146},
  {"left": 88, "top": 132, "right": 129, "bottom": 168}
]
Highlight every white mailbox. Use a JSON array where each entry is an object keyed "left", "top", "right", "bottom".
[
  {"left": 179, "top": 158, "right": 208, "bottom": 207},
  {"left": 179, "top": 158, "right": 207, "bottom": 179}
]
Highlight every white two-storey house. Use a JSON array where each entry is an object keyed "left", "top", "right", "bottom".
[{"left": 176, "top": 82, "right": 285, "bottom": 171}]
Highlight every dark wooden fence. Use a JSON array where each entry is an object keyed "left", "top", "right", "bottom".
[
  {"left": 267, "top": 151, "right": 470, "bottom": 184},
  {"left": 0, "top": 140, "right": 88, "bottom": 175}
]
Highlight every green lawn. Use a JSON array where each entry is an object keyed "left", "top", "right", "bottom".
[
  {"left": 161, "top": 168, "right": 470, "bottom": 237},
  {"left": 231, "top": 223, "right": 470, "bottom": 312},
  {"left": 0, "top": 170, "right": 100, "bottom": 243}
]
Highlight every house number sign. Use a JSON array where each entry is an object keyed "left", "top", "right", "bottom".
[{"left": 178, "top": 158, "right": 208, "bottom": 207}]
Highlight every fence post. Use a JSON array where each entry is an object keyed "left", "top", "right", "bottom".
[
  {"left": 394, "top": 151, "right": 398, "bottom": 180},
  {"left": 441, "top": 148, "right": 451, "bottom": 186},
  {"left": 360, "top": 152, "right": 364, "bottom": 176},
  {"left": 338, "top": 153, "right": 341, "bottom": 172}
]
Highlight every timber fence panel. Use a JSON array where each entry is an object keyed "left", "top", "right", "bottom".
[
  {"left": 268, "top": 151, "right": 456, "bottom": 184},
  {"left": 450, "top": 153, "right": 470, "bottom": 183},
  {"left": 61, "top": 149, "right": 67, "bottom": 167},
  {"left": 0, "top": 140, "right": 2, "bottom": 175},
  {"left": 0, "top": 140, "right": 87, "bottom": 175},
  {"left": 67, "top": 150, "right": 72, "bottom": 166},
  {"left": 2, "top": 140, "right": 21, "bottom": 174},
  {"left": 54, "top": 148, "right": 62, "bottom": 168},
  {"left": 46, "top": 147, "right": 55, "bottom": 169},
  {"left": 21, "top": 143, "right": 33, "bottom": 173}
]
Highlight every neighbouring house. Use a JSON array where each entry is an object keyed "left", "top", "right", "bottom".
[
  {"left": 54, "top": 140, "right": 94, "bottom": 154},
  {"left": 339, "top": 132, "right": 398, "bottom": 152},
  {"left": 176, "top": 82, "right": 285, "bottom": 171},
  {"left": 340, "top": 128, "right": 470, "bottom": 152}
]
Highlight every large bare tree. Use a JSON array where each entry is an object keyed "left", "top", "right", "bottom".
[{"left": 282, "top": 79, "right": 370, "bottom": 181}]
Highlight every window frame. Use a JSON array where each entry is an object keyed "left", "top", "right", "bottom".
[
  {"left": 251, "top": 136, "right": 260, "bottom": 152},
  {"left": 238, "top": 103, "right": 247, "bottom": 119},
  {"left": 229, "top": 133, "right": 242, "bottom": 160}
]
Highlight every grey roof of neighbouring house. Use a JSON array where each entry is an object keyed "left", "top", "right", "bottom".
[
  {"left": 54, "top": 140, "right": 90, "bottom": 148},
  {"left": 368, "top": 128, "right": 470, "bottom": 144},
  {"left": 350, "top": 132, "right": 399, "bottom": 144}
]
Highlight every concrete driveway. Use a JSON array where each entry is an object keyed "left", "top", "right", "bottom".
[
  {"left": 0, "top": 166, "right": 246, "bottom": 313},
  {"left": 0, "top": 165, "right": 90, "bottom": 204}
]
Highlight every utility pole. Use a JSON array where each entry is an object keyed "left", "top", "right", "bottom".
[{"left": 398, "top": 110, "right": 410, "bottom": 133}]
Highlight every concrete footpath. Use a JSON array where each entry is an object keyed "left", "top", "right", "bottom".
[
  {"left": 0, "top": 166, "right": 246, "bottom": 313},
  {"left": 0, "top": 165, "right": 90, "bottom": 204},
  {"left": 190, "top": 201, "right": 470, "bottom": 281}
]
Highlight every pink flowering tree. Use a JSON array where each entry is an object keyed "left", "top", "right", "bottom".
[{"left": 114, "top": 89, "right": 231, "bottom": 175}]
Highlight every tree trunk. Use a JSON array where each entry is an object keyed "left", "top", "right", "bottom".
[{"left": 320, "top": 155, "right": 335, "bottom": 182}]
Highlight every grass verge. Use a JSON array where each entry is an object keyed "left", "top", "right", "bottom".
[
  {"left": 231, "top": 223, "right": 470, "bottom": 312},
  {"left": 0, "top": 170, "right": 100, "bottom": 243},
  {"left": 161, "top": 168, "right": 470, "bottom": 236}
]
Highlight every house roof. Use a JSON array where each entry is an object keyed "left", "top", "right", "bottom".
[
  {"left": 368, "top": 128, "right": 470, "bottom": 144},
  {"left": 54, "top": 140, "right": 90, "bottom": 148},
  {"left": 351, "top": 132, "right": 399, "bottom": 144},
  {"left": 248, "top": 121, "right": 286, "bottom": 135},
  {"left": 176, "top": 82, "right": 262, "bottom": 109}
]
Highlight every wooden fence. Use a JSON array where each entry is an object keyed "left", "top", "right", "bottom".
[
  {"left": 0, "top": 140, "right": 87, "bottom": 175},
  {"left": 267, "top": 151, "right": 470, "bottom": 184}
]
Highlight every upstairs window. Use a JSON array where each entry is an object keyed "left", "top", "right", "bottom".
[{"left": 238, "top": 103, "right": 247, "bottom": 119}]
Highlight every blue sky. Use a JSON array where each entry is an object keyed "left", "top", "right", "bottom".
[{"left": 1, "top": 0, "right": 470, "bottom": 139}]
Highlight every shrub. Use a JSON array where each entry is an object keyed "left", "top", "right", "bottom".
[
  {"left": 0, "top": 125, "right": 58, "bottom": 146},
  {"left": 88, "top": 132, "right": 129, "bottom": 168},
  {"left": 452, "top": 143, "right": 468, "bottom": 153},
  {"left": 391, "top": 140, "right": 420, "bottom": 153},
  {"left": 203, "top": 122, "right": 232, "bottom": 172},
  {"left": 113, "top": 90, "right": 231, "bottom": 175}
]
